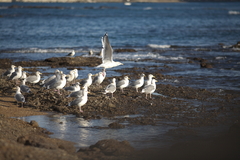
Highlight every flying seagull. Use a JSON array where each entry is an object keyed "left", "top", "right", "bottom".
[{"left": 96, "top": 33, "right": 123, "bottom": 68}]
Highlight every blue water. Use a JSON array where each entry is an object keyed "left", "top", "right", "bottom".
[
  {"left": 1, "top": 2, "right": 240, "bottom": 149},
  {"left": 0, "top": 2, "right": 240, "bottom": 49}
]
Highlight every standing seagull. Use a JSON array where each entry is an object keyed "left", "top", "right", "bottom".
[
  {"left": 144, "top": 74, "right": 155, "bottom": 87},
  {"left": 131, "top": 73, "right": 145, "bottom": 92},
  {"left": 47, "top": 74, "right": 67, "bottom": 95},
  {"left": 67, "top": 50, "right": 75, "bottom": 57},
  {"left": 117, "top": 76, "right": 129, "bottom": 93},
  {"left": 66, "top": 70, "right": 75, "bottom": 84},
  {"left": 141, "top": 79, "right": 157, "bottom": 99},
  {"left": 26, "top": 71, "right": 42, "bottom": 84},
  {"left": 14, "top": 86, "right": 25, "bottom": 107},
  {"left": 68, "top": 87, "right": 88, "bottom": 112},
  {"left": 92, "top": 72, "right": 105, "bottom": 86},
  {"left": 80, "top": 73, "right": 93, "bottom": 88},
  {"left": 73, "top": 69, "right": 78, "bottom": 83},
  {"left": 103, "top": 78, "right": 116, "bottom": 98},
  {"left": 9, "top": 66, "right": 23, "bottom": 83},
  {"left": 96, "top": 33, "right": 123, "bottom": 68},
  {"left": 2, "top": 65, "right": 16, "bottom": 77}
]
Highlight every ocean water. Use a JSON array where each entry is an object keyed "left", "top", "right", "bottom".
[
  {"left": 1, "top": 2, "right": 240, "bottom": 149},
  {"left": 0, "top": 2, "right": 240, "bottom": 91}
]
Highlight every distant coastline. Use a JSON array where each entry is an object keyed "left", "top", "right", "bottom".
[{"left": 1, "top": 0, "right": 240, "bottom": 3}]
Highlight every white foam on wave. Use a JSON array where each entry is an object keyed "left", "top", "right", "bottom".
[
  {"left": 147, "top": 44, "right": 171, "bottom": 49},
  {"left": 115, "top": 52, "right": 185, "bottom": 61},
  {"left": 228, "top": 11, "right": 240, "bottom": 15},
  {"left": 143, "top": 7, "right": 152, "bottom": 10},
  {"left": 10, "top": 48, "right": 83, "bottom": 53},
  {"left": 215, "top": 56, "right": 226, "bottom": 60}
]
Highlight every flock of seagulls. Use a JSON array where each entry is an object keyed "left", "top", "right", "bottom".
[{"left": 1, "top": 33, "right": 158, "bottom": 112}]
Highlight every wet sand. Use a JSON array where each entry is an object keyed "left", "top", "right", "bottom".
[{"left": 0, "top": 56, "right": 240, "bottom": 159}]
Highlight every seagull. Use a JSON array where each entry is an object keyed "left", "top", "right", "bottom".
[
  {"left": 47, "top": 74, "right": 67, "bottom": 95},
  {"left": 89, "top": 50, "right": 94, "bottom": 56},
  {"left": 80, "top": 73, "right": 93, "bottom": 88},
  {"left": 41, "top": 69, "right": 59, "bottom": 86},
  {"left": 68, "top": 87, "right": 88, "bottom": 112},
  {"left": 141, "top": 79, "right": 157, "bottom": 99},
  {"left": 20, "top": 79, "right": 31, "bottom": 93},
  {"left": 42, "top": 70, "right": 62, "bottom": 87},
  {"left": 144, "top": 74, "right": 155, "bottom": 87},
  {"left": 131, "top": 73, "right": 145, "bottom": 92},
  {"left": 66, "top": 70, "right": 75, "bottom": 84},
  {"left": 64, "top": 82, "right": 80, "bottom": 92},
  {"left": 67, "top": 50, "right": 75, "bottom": 57},
  {"left": 9, "top": 66, "right": 23, "bottom": 83},
  {"left": 117, "top": 76, "right": 129, "bottom": 93},
  {"left": 2, "top": 65, "right": 16, "bottom": 77},
  {"left": 26, "top": 71, "right": 42, "bottom": 84},
  {"left": 73, "top": 69, "right": 78, "bottom": 83},
  {"left": 14, "top": 86, "right": 25, "bottom": 107},
  {"left": 92, "top": 72, "right": 105, "bottom": 86},
  {"left": 96, "top": 33, "right": 123, "bottom": 68},
  {"left": 103, "top": 78, "right": 116, "bottom": 98}
]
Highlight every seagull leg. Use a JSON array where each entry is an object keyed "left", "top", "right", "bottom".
[
  {"left": 79, "top": 106, "right": 83, "bottom": 112},
  {"left": 111, "top": 93, "right": 114, "bottom": 98},
  {"left": 121, "top": 88, "right": 124, "bottom": 93},
  {"left": 136, "top": 88, "right": 138, "bottom": 92}
]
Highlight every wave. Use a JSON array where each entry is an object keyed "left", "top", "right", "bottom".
[
  {"left": 0, "top": 48, "right": 84, "bottom": 54},
  {"left": 147, "top": 44, "right": 171, "bottom": 49},
  {"left": 115, "top": 52, "right": 185, "bottom": 61},
  {"left": 143, "top": 7, "right": 152, "bottom": 10},
  {"left": 228, "top": 11, "right": 240, "bottom": 15}
]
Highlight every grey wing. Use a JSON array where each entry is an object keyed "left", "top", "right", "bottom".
[
  {"left": 80, "top": 79, "right": 87, "bottom": 86},
  {"left": 102, "top": 33, "right": 113, "bottom": 63},
  {"left": 69, "top": 97, "right": 83, "bottom": 106},
  {"left": 106, "top": 84, "right": 116, "bottom": 92},
  {"left": 15, "top": 93, "right": 25, "bottom": 102},
  {"left": 48, "top": 79, "right": 61, "bottom": 89},
  {"left": 65, "top": 86, "right": 74, "bottom": 92},
  {"left": 117, "top": 80, "right": 125, "bottom": 87},
  {"left": 20, "top": 85, "right": 31, "bottom": 93},
  {"left": 44, "top": 75, "right": 56, "bottom": 84},
  {"left": 26, "top": 76, "right": 37, "bottom": 82},
  {"left": 92, "top": 76, "right": 98, "bottom": 84},
  {"left": 132, "top": 79, "right": 140, "bottom": 86},
  {"left": 69, "top": 90, "right": 82, "bottom": 98},
  {"left": 3, "top": 70, "right": 11, "bottom": 76},
  {"left": 9, "top": 72, "right": 17, "bottom": 80},
  {"left": 144, "top": 85, "right": 155, "bottom": 93},
  {"left": 44, "top": 77, "right": 57, "bottom": 87}
]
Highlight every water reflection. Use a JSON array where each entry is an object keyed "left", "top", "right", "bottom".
[{"left": 18, "top": 114, "right": 176, "bottom": 149}]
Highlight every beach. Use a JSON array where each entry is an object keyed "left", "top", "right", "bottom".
[{"left": 0, "top": 55, "right": 240, "bottom": 159}]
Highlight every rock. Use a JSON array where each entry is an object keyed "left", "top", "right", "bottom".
[
  {"left": 114, "top": 48, "right": 137, "bottom": 53},
  {"left": 29, "top": 120, "right": 39, "bottom": 128},
  {"left": 232, "top": 41, "right": 240, "bottom": 48},
  {"left": 108, "top": 122, "right": 125, "bottom": 129},
  {"left": 89, "top": 139, "right": 134, "bottom": 156}
]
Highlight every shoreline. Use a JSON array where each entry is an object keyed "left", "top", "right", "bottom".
[{"left": 0, "top": 54, "right": 240, "bottom": 159}]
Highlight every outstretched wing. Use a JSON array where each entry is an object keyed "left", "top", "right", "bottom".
[{"left": 102, "top": 33, "right": 113, "bottom": 64}]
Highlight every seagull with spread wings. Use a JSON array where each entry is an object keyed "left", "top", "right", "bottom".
[{"left": 96, "top": 33, "right": 123, "bottom": 68}]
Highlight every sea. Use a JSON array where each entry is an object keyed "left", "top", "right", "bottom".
[{"left": 1, "top": 2, "right": 240, "bottom": 149}]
